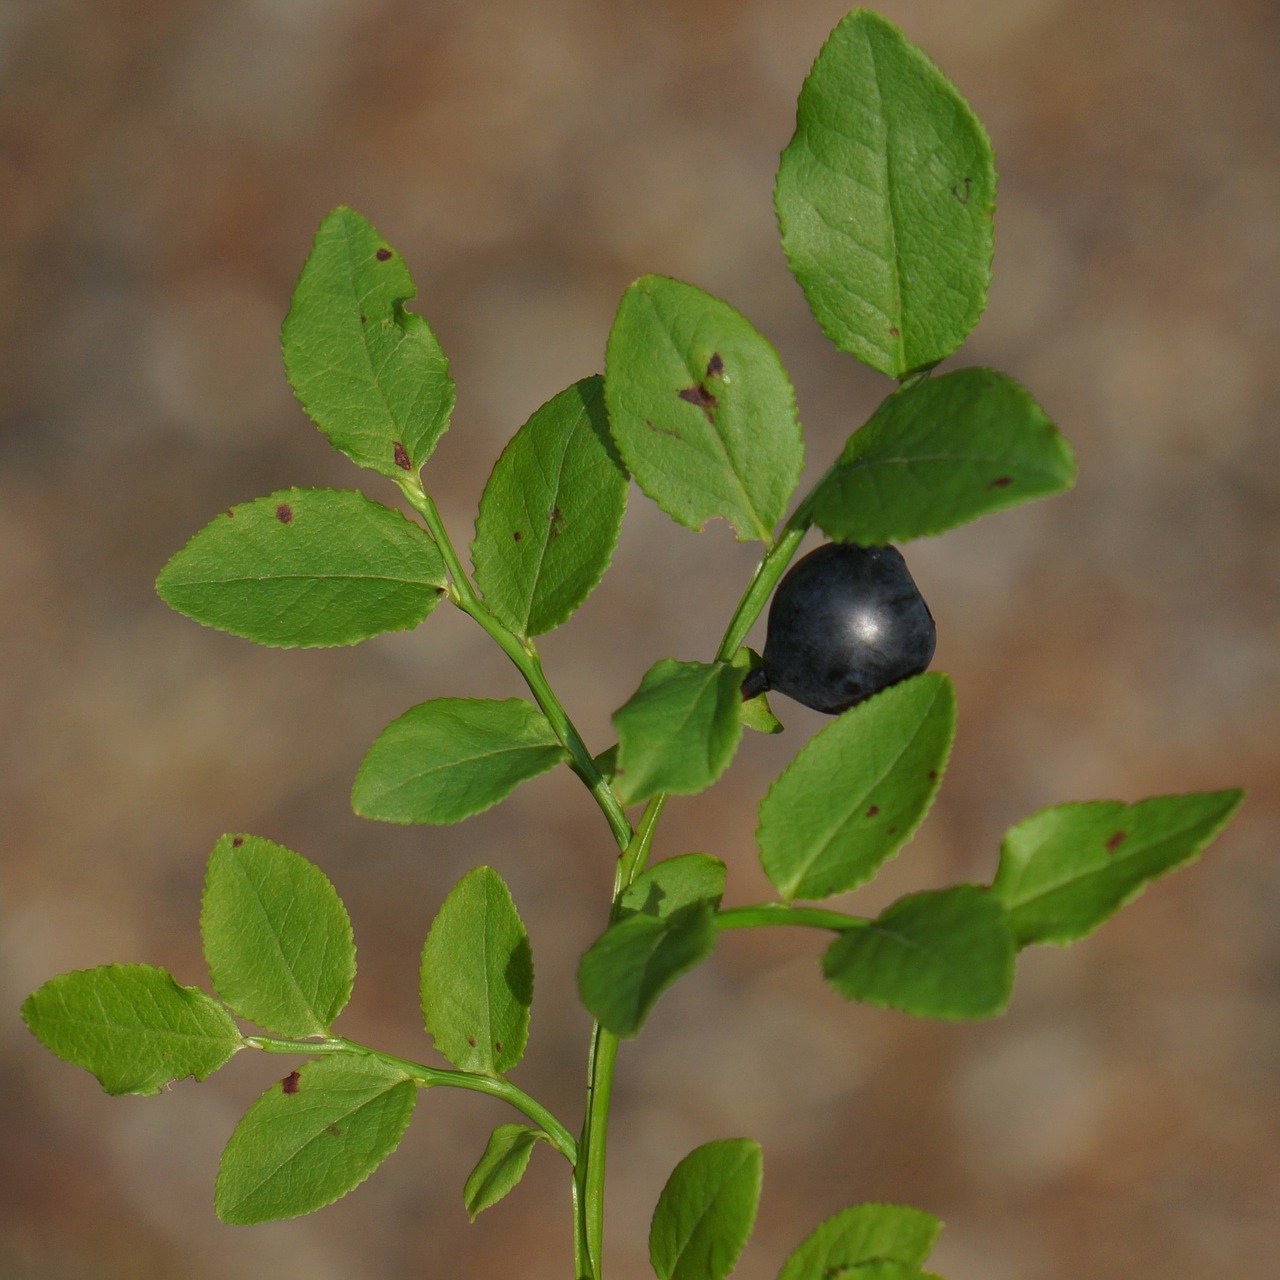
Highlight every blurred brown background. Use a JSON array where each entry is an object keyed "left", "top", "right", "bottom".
[{"left": 2, "top": 0, "right": 1276, "bottom": 1277}]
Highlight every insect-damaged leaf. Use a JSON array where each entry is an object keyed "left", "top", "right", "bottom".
[
  {"left": 605, "top": 275, "right": 802, "bottom": 543},
  {"left": 775, "top": 10, "right": 995, "bottom": 378},
  {"left": 991, "top": 789, "right": 1244, "bottom": 948},
  {"left": 156, "top": 488, "right": 446, "bottom": 648},
  {"left": 21, "top": 964, "right": 241, "bottom": 1097},
  {"left": 215, "top": 1052, "right": 416, "bottom": 1224},
  {"left": 282, "top": 206, "right": 455, "bottom": 478},
  {"left": 472, "top": 375, "right": 628, "bottom": 637}
]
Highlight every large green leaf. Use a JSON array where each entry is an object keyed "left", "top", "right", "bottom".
[
  {"left": 605, "top": 275, "right": 803, "bottom": 543},
  {"left": 778, "top": 1203, "right": 940, "bottom": 1280},
  {"left": 775, "top": 10, "right": 995, "bottom": 378},
  {"left": 649, "top": 1139, "right": 762, "bottom": 1280},
  {"left": 757, "top": 674, "right": 955, "bottom": 902},
  {"left": 21, "top": 964, "right": 241, "bottom": 1097},
  {"left": 811, "top": 370, "right": 1076, "bottom": 543},
  {"left": 281, "top": 206, "right": 454, "bottom": 478},
  {"left": 612, "top": 659, "right": 745, "bottom": 806},
  {"left": 419, "top": 866, "right": 533, "bottom": 1076},
  {"left": 472, "top": 376, "right": 628, "bottom": 637},
  {"left": 462, "top": 1124, "right": 543, "bottom": 1221},
  {"left": 822, "top": 885, "right": 1014, "bottom": 1019},
  {"left": 351, "top": 697, "right": 567, "bottom": 825},
  {"left": 156, "top": 488, "right": 446, "bottom": 648},
  {"left": 201, "top": 834, "right": 355, "bottom": 1038},
  {"left": 992, "top": 789, "right": 1244, "bottom": 948},
  {"left": 578, "top": 896, "right": 720, "bottom": 1039},
  {"left": 215, "top": 1052, "right": 416, "bottom": 1224}
]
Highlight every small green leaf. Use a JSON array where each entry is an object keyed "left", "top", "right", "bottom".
[
  {"left": 215, "top": 1052, "right": 416, "bottom": 1224},
  {"left": 758, "top": 674, "right": 955, "bottom": 902},
  {"left": 822, "top": 885, "right": 1014, "bottom": 1020},
  {"left": 650, "top": 1138, "right": 762, "bottom": 1280},
  {"left": 992, "top": 789, "right": 1244, "bottom": 948},
  {"left": 776, "top": 10, "right": 995, "bottom": 378},
  {"left": 463, "top": 1124, "right": 543, "bottom": 1221},
  {"left": 352, "top": 698, "right": 568, "bottom": 825},
  {"left": 617, "top": 855, "right": 727, "bottom": 923},
  {"left": 811, "top": 370, "right": 1075, "bottom": 544},
  {"left": 578, "top": 904, "right": 718, "bottom": 1039},
  {"left": 612, "top": 659, "right": 745, "bottom": 806},
  {"left": 420, "top": 866, "right": 533, "bottom": 1076},
  {"left": 21, "top": 964, "right": 241, "bottom": 1097},
  {"left": 156, "top": 488, "right": 447, "bottom": 648},
  {"left": 605, "top": 275, "right": 803, "bottom": 543},
  {"left": 472, "top": 376, "right": 628, "bottom": 637},
  {"left": 282, "top": 206, "right": 454, "bottom": 478},
  {"left": 778, "top": 1203, "right": 940, "bottom": 1280},
  {"left": 730, "top": 648, "right": 783, "bottom": 734},
  {"left": 201, "top": 834, "right": 355, "bottom": 1038}
]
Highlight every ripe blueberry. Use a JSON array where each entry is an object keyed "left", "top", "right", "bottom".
[{"left": 743, "top": 541, "right": 935, "bottom": 714}]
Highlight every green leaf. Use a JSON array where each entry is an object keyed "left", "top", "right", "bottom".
[
  {"left": 612, "top": 659, "right": 745, "bottom": 806},
  {"left": 991, "top": 789, "right": 1244, "bottom": 948},
  {"left": 730, "top": 647, "right": 783, "bottom": 735},
  {"left": 605, "top": 275, "right": 803, "bottom": 543},
  {"left": 201, "top": 834, "right": 355, "bottom": 1038},
  {"left": 822, "top": 885, "right": 1014, "bottom": 1020},
  {"left": 472, "top": 376, "right": 628, "bottom": 637},
  {"left": 215, "top": 1051, "right": 416, "bottom": 1224},
  {"left": 352, "top": 698, "right": 568, "bottom": 825},
  {"left": 462, "top": 1124, "right": 543, "bottom": 1221},
  {"left": 650, "top": 1138, "right": 762, "bottom": 1280},
  {"left": 617, "top": 854, "right": 727, "bottom": 923},
  {"left": 758, "top": 674, "right": 955, "bottom": 902},
  {"left": 420, "top": 866, "right": 533, "bottom": 1076},
  {"left": 578, "top": 902, "right": 719, "bottom": 1039},
  {"left": 281, "top": 206, "right": 454, "bottom": 478},
  {"left": 775, "top": 10, "right": 995, "bottom": 378},
  {"left": 21, "top": 964, "right": 241, "bottom": 1097},
  {"left": 778, "top": 1203, "right": 940, "bottom": 1280},
  {"left": 156, "top": 488, "right": 446, "bottom": 648},
  {"left": 811, "top": 370, "right": 1075, "bottom": 544}
]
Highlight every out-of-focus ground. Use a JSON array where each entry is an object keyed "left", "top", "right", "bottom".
[{"left": 1, "top": 1, "right": 1276, "bottom": 1277}]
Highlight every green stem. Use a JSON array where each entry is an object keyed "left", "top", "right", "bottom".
[
  {"left": 243, "top": 1033, "right": 578, "bottom": 1164},
  {"left": 397, "top": 474, "right": 632, "bottom": 851},
  {"left": 715, "top": 902, "right": 866, "bottom": 932}
]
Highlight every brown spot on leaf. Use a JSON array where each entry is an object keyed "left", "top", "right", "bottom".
[
  {"left": 677, "top": 383, "right": 718, "bottom": 423},
  {"left": 275, "top": 503, "right": 293, "bottom": 524},
  {"left": 393, "top": 441, "right": 412, "bottom": 471},
  {"left": 282, "top": 1071, "right": 300, "bottom": 1094},
  {"left": 360, "top": 315, "right": 367, "bottom": 324},
  {"left": 224, "top": 509, "right": 235, "bottom": 518},
  {"left": 887, "top": 826, "right": 898, "bottom": 836},
  {"left": 866, "top": 805, "right": 880, "bottom": 817},
  {"left": 706, "top": 353, "right": 724, "bottom": 378},
  {"left": 927, "top": 770, "right": 938, "bottom": 781},
  {"left": 888, "top": 326, "right": 900, "bottom": 338},
  {"left": 232, "top": 836, "right": 244, "bottom": 847},
  {"left": 548, "top": 506, "right": 564, "bottom": 541},
  {"left": 1105, "top": 831, "right": 1127, "bottom": 854},
  {"left": 513, "top": 530, "right": 522, "bottom": 542},
  {"left": 375, "top": 247, "right": 392, "bottom": 261},
  {"left": 987, "top": 475, "right": 1013, "bottom": 489},
  {"left": 951, "top": 177, "right": 972, "bottom": 205},
  {"left": 467, "top": 1036, "right": 476, "bottom": 1048},
  {"left": 494, "top": 1041, "right": 503, "bottom": 1055},
  {"left": 326, "top": 1123, "right": 344, "bottom": 1137}
]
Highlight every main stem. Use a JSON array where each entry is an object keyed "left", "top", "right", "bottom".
[{"left": 397, "top": 467, "right": 822, "bottom": 1279}]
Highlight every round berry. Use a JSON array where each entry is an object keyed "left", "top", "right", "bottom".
[{"left": 749, "top": 541, "right": 935, "bottom": 714}]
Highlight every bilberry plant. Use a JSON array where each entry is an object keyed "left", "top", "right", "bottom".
[{"left": 22, "top": 11, "right": 1242, "bottom": 1279}]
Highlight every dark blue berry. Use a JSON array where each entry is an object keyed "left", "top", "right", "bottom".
[{"left": 747, "top": 542, "right": 935, "bottom": 714}]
